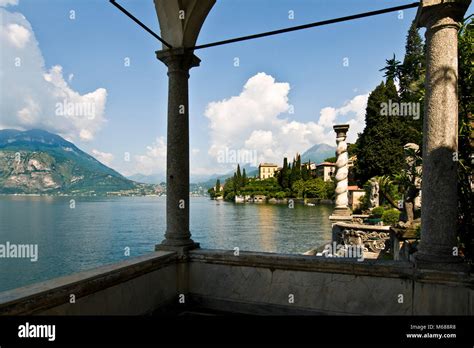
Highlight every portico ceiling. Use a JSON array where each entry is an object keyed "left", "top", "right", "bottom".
[
  {"left": 111, "top": 1, "right": 419, "bottom": 50},
  {"left": 153, "top": 0, "right": 216, "bottom": 49}
]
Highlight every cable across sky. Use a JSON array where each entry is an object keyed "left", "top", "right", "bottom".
[{"left": 110, "top": 0, "right": 420, "bottom": 50}]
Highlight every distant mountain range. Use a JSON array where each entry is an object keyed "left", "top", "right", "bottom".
[
  {"left": 0, "top": 129, "right": 155, "bottom": 195},
  {"left": 0, "top": 129, "right": 336, "bottom": 193},
  {"left": 300, "top": 143, "right": 335, "bottom": 164},
  {"left": 128, "top": 144, "right": 336, "bottom": 189}
]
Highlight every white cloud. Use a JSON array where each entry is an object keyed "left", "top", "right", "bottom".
[
  {"left": 0, "top": 8, "right": 107, "bottom": 141},
  {"left": 2, "top": 23, "right": 30, "bottom": 48},
  {"left": 131, "top": 137, "right": 167, "bottom": 176},
  {"left": 0, "top": 0, "right": 19, "bottom": 7},
  {"left": 120, "top": 74, "right": 369, "bottom": 178},
  {"left": 92, "top": 149, "right": 114, "bottom": 166},
  {"left": 318, "top": 107, "right": 337, "bottom": 128},
  {"left": 204, "top": 72, "right": 368, "bottom": 170}
]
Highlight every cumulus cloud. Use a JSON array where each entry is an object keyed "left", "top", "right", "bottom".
[
  {"left": 91, "top": 149, "right": 114, "bottom": 167},
  {"left": 0, "top": 0, "right": 18, "bottom": 7},
  {"left": 2, "top": 23, "right": 30, "bottom": 48},
  {"left": 131, "top": 137, "right": 167, "bottom": 176},
  {"left": 320, "top": 94, "right": 368, "bottom": 142},
  {"left": 204, "top": 72, "right": 368, "bottom": 170},
  {"left": 0, "top": 8, "right": 107, "bottom": 141}
]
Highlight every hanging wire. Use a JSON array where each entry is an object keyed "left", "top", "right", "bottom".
[
  {"left": 109, "top": 0, "right": 173, "bottom": 48},
  {"left": 110, "top": 1, "right": 420, "bottom": 50}
]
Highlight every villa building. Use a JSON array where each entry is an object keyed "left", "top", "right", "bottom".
[
  {"left": 348, "top": 185, "right": 365, "bottom": 210},
  {"left": 258, "top": 163, "right": 278, "bottom": 179},
  {"left": 316, "top": 162, "right": 336, "bottom": 182}
]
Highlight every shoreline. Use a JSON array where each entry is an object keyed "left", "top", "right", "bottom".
[{"left": 211, "top": 197, "right": 335, "bottom": 205}]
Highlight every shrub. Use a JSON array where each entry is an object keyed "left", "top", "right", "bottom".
[
  {"left": 225, "top": 192, "right": 235, "bottom": 201},
  {"left": 382, "top": 209, "right": 401, "bottom": 226},
  {"left": 275, "top": 191, "right": 286, "bottom": 199},
  {"left": 371, "top": 206, "right": 385, "bottom": 218},
  {"left": 415, "top": 224, "right": 421, "bottom": 239}
]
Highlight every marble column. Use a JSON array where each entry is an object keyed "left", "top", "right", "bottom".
[
  {"left": 155, "top": 48, "right": 200, "bottom": 252},
  {"left": 415, "top": 0, "right": 470, "bottom": 267},
  {"left": 330, "top": 124, "right": 352, "bottom": 221}
]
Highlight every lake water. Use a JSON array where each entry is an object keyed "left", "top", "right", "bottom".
[{"left": 0, "top": 196, "right": 333, "bottom": 292}]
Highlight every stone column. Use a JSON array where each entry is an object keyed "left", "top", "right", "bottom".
[
  {"left": 415, "top": 0, "right": 470, "bottom": 267},
  {"left": 330, "top": 124, "right": 352, "bottom": 221},
  {"left": 155, "top": 48, "right": 200, "bottom": 252}
]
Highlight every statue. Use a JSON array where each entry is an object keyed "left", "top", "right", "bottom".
[
  {"left": 399, "top": 143, "right": 422, "bottom": 226},
  {"left": 369, "top": 178, "right": 379, "bottom": 208}
]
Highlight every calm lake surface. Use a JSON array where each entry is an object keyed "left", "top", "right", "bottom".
[{"left": 0, "top": 196, "right": 332, "bottom": 292}]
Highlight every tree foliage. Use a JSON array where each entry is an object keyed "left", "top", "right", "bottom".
[{"left": 457, "top": 15, "right": 474, "bottom": 260}]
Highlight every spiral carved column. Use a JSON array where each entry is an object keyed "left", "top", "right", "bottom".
[{"left": 330, "top": 124, "right": 352, "bottom": 221}]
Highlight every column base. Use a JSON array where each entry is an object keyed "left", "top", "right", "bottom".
[
  {"left": 414, "top": 252, "right": 469, "bottom": 272},
  {"left": 155, "top": 239, "right": 200, "bottom": 254},
  {"left": 329, "top": 207, "right": 352, "bottom": 221}
]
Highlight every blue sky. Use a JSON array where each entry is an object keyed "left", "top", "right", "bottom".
[{"left": 2, "top": 0, "right": 469, "bottom": 179}]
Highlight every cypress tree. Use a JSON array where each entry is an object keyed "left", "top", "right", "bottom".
[
  {"left": 295, "top": 154, "right": 302, "bottom": 181},
  {"left": 280, "top": 157, "right": 289, "bottom": 189},
  {"left": 355, "top": 81, "right": 400, "bottom": 184},
  {"left": 400, "top": 20, "right": 425, "bottom": 100},
  {"left": 289, "top": 158, "right": 297, "bottom": 188},
  {"left": 301, "top": 164, "right": 309, "bottom": 181},
  {"left": 400, "top": 20, "right": 425, "bottom": 144},
  {"left": 233, "top": 173, "right": 238, "bottom": 193}
]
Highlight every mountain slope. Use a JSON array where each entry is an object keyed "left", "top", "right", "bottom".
[
  {"left": 0, "top": 129, "right": 147, "bottom": 194},
  {"left": 301, "top": 143, "right": 336, "bottom": 164}
]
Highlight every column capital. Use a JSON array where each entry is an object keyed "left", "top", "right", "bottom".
[
  {"left": 333, "top": 124, "right": 350, "bottom": 138},
  {"left": 416, "top": 0, "right": 471, "bottom": 29},
  {"left": 156, "top": 48, "right": 201, "bottom": 74}
]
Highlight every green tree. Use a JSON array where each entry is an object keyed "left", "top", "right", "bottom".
[
  {"left": 400, "top": 20, "right": 425, "bottom": 101},
  {"left": 457, "top": 15, "right": 474, "bottom": 260},
  {"left": 380, "top": 54, "right": 402, "bottom": 82},
  {"left": 292, "top": 179, "right": 306, "bottom": 198},
  {"left": 399, "top": 20, "right": 425, "bottom": 145},
  {"left": 354, "top": 77, "right": 419, "bottom": 184},
  {"left": 233, "top": 173, "right": 238, "bottom": 193},
  {"left": 289, "top": 155, "right": 302, "bottom": 189},
  {"left": 242, "top": 168, "right": 247, "bottom": 187},
  {"left": 236, "top": 164, "right": 242, "bottom": 190},
  {"left": 354, "top": 81, "right": 394, "bottom": 183},
  {"left": 301, "top": 164, "right": 309, "bottom": 181},
  {"left": 324, "top": 156, "right": 336, "bottom": 163},
  {"left": 223, "top": 176, "right": 235, "bottom": 200},
  {"left": 279, "top": 157, "right": 290, "bottom": 189}
]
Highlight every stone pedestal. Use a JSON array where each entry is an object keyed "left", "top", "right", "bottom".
[
  {"left": 414, "top": 0, "right": 471, "bottom": 269},
  {"left": 329, "top": 124, "right": 352, "bottom": 222},
  {"left": 155, "top": 48, "right": 200, "bottom": 253}
]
